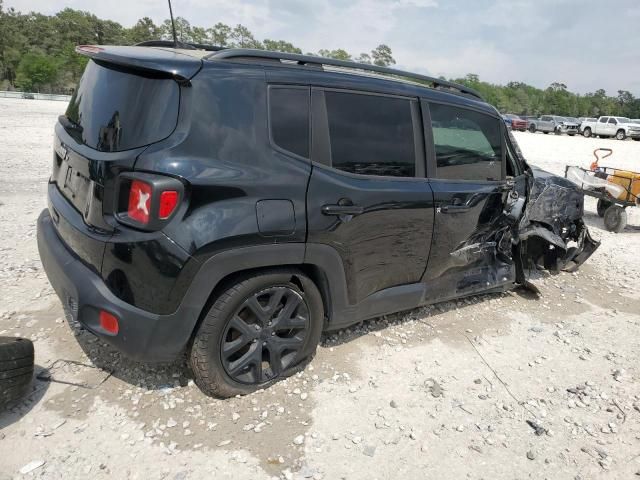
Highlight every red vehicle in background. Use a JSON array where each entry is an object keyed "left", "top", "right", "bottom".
[{"left": 502, "top": 114, "right": 528, "bottom": 131}]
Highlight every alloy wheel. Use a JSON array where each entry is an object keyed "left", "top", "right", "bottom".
[{"left": 220, "top": 286, "right": 309, "bottom": 384}]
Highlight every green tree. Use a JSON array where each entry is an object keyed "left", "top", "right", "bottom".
[
  {"left": 317, "top": 49, "right": 352, "bottom": 61},
  {"left": 355, "top": 53, "right": 372, "bottom": 64},
  {"left": 263, "top": 39, "right": 302, "bottom": 54},
  {"left": 617, "top": 90, "right": 635, "bottom": 117},
  {"left": 230, "top": 24, "right": 262, "bottom": 48},
  {"left": 127, "top": 17, "right": 160, "bottom": 44},
  {"left": 207, "top": 22, "right": 232, "bottom": 46},
  {"left": 371, "top": 44, "right": 395, "bottom": 67},
  {"left": 15, "top": 52, "right": 58, "bottom": 91},
  {"left": 161, "top": 16, "right": 193, "bottom": 42}
]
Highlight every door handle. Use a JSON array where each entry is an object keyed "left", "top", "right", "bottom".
[
  {"left": 321, "top": 204, "right": 364, "bottom": 216},
  {"left": 440, "top": 204, "right": 471, "bottom": 214}
]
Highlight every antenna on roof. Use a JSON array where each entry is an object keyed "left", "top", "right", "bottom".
[{"left": 167, "top": 0, "right": 179, "bottom": 46}]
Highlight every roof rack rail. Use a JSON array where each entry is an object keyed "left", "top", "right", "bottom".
[
  {"left": 207, "top": 48, "right": 483, "bottom": 100},
  {"left": 136, "top": 40, "right": 226, "bottom": 52}
]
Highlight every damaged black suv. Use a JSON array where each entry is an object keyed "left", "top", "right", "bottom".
[{"left": 37, "top": 43, "right": 599, "bottom": 398}]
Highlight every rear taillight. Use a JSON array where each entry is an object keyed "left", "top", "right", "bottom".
[
  {"left": 159, "top": 190, "right": 179, "bottom": 219},
  {"left": 127, "top": 180, "right": 153, "bottom": 224},
  {"left": 117, "top": 172, "right": 185, "bottom": 230}
]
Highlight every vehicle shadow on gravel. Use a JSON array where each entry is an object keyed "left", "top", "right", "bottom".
[
  {"left": 68, "top": 316, "right": 194, "bottom": 392},
  {"left": 0, "top": 365, "right": 50, "bottom": 430},
  {"left": 320, "top": 289, "right": 523, "bottom": 349}
]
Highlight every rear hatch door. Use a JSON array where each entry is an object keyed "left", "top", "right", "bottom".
[{"left": 50, "top": 46, "right": 201, "bottom": 268}]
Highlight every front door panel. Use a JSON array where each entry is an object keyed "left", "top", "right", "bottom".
[
  {"left": 422, "top": 180, "right": 512, "bottom": 300},
  {"left": 422, "top": 100, "right": 515, "bottom": 301}
]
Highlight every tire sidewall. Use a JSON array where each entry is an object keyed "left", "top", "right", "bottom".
[
  {"left": 190, "top": 271, "right": 323, "bottom": 397},
  {"left": 604, "top": 206, "right": 627, "bottom": 233}
]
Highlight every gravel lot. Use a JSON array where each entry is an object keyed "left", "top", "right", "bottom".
[{"left": 1, "top": 98, "right": 639, "bottom": 479}]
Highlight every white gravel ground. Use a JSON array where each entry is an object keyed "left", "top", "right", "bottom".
[{"left": 1, "top": 98, "right": 639, "bottom": 480}]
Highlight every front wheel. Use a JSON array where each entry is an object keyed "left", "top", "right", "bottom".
[
  {"left": 603, "top": 205, "right": 627, "bottom": 233},
  {"left": 190, "top": 269, "right": 324, "bottom": 398},
  {"left": 583, "top": 128, "right": 592, "bottom": 138},
  {"left": 528, "top": 124, "right": 536, "bottom": 133},
  {"left": 554, "top": 127, "right": 561, "bottom": 135},
  {"left": 616, "top": 129, "right": 626, "bottom": 140}
]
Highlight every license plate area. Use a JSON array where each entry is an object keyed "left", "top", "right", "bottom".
[{"left": 56, "top": 149, "right": 93, "bottom": 217}]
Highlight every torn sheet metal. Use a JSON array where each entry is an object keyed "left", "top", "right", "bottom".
[{"left": 517, "top": 167, "right": 600, "bottom": 274}]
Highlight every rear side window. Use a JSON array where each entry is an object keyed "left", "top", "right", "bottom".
[
  {"left": 430, "top": 103, "right": 502, "bottom": 181},
  {"left": 608, "top": 118, "right": 617, "bottom": 124},
  {"left": 64, "top": 60, "right": 180, "bottom": 152},
  {"left": 269, "top": 87, "right": 310, "bottom": 158},
  {"left": 324, "top": 91, "right": 415, "bottom": 177}
]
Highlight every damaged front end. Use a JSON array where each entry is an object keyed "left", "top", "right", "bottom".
[{"left": 516, "top": 167, "right": 600, "bottom": 280}]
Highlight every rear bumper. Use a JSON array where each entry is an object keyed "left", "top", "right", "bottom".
[{"left": 37, "top": 209, "right": 191, "bottom": 362}]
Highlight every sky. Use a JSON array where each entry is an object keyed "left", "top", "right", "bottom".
[{"left": 6, "top": 0, "right": 640, "bottom": 95}]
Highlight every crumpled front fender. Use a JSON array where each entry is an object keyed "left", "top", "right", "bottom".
[{"left": 516, "top": 167, "right": 600, "bottom": 279}]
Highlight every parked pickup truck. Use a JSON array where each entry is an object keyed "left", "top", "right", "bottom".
[
  {"left": 581, "top": 116, "right": 640, "bottom": 140},
  {"left": 528, "top": 115, "right": 579, "bottom": 135}
]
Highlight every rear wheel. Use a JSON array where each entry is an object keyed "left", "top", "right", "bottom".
[
  {"left": 603, "top": 205, "right": 627, "bottom": 233},
  {"left": 583, "top": 128, "right": 592, "bottom": 138},
  {"left": 0, "top": 337, "right": 34, "bottom": 409},
  {"left": 190, "top": 270, "right": 324, "bottom": 398},
  {"left": 596, "top": 198, "right": 612, "bottom": 217},
  {"left": 543, "top": 131, "right": 549, "bottom": 134},
  {"left": 616, "top": 129, "right": 626, "bottom": 140}
]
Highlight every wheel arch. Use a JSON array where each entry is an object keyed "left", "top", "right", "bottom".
[{"left": 180, "top": 243, "right": 347, "bottom": 348}]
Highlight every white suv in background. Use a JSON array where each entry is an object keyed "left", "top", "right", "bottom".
[{"left": 581, "top": 116, "right": 640, "bottom": 140}]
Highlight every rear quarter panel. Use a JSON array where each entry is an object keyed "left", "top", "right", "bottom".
[{"left": 134, "top": 63, "right": 312, "bottom": 261}]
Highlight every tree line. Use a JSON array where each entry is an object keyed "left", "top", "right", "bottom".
[{"left": 1, "top": 2, "right": 638, "bottom": 118}]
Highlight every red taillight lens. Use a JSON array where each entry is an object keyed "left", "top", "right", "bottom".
[
  {"left": 159, "top": 190, "right": 179, "bottom": 219},
  {"left": 127, "top": 180, "right": 152, "bottom": 224},
  {"left": 99, "top": 310, "right": 119, "bottom": 335}
]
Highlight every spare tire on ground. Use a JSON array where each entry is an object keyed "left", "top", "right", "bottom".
[{"left": 0, "top": 337, "right": 35, "bottom": 409}]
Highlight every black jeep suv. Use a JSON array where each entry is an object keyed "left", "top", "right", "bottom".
[{"left": 37, "top": 44, "right": 599, "bottom": 397}]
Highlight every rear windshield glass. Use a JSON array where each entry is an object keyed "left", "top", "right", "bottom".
[{"left": 64, "top": 60, "right": 179, "bottom": 152}]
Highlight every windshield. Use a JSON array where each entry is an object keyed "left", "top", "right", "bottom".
[
  {"left": 64, "top": 60, "right": 180, "bottom": 152},
  {"left": 565, "top": 117, "right": 578, "bottom": 123},
  {"left": 617, "top": 117, "right": 631, "bottom": 123}
]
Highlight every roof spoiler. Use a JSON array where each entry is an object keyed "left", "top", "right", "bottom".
[{"left": 75, "top": 45, "right": 202, "bottom": 84}]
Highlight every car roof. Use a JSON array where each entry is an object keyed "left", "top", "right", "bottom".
[{"left": 202, "top": 50, "right": 499, "bottom": 117}]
